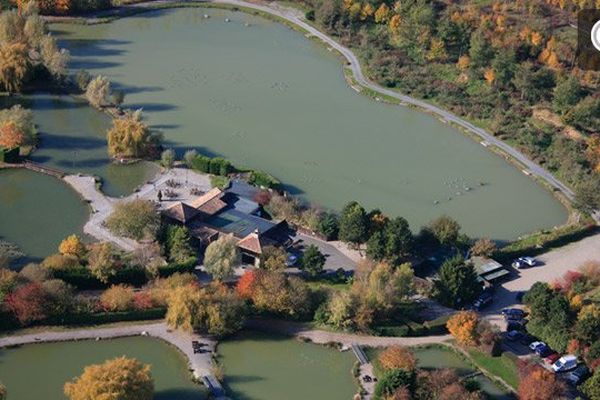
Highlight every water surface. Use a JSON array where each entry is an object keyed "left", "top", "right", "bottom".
[
  {"left": 0, "top": 336, "right": 207, "bottom": 400},
  {"left": 0, "top": 168, "right": 88, "bottom": 263},
  {"left": 218, "top": 331, "right": 357, "bottom": 400},
  {"left": 53, "top": 8, "right": 567, "bottom": 240}
]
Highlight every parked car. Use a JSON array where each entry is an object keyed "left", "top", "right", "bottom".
[
  {"left": 506, "top": 331, "right": 524, "bottom": 341},
  {"left": 529, "top": 341, "right": 546, "bottom": 351},
  {"left": 512, "top": 257, "right": 538, "bottom": 269},
  {"left": 552, "top": 355, "right": 578, "bottom": 372},
  {"left": 567, "top": 365, "right": 590, "bottom": 384},
  {"left": 537, "top": 344, "right": 554, "bottom": 358},
  {"left": 473, "top": 291, "right": 493, "bottom": 310},
  {"left": 285, "top": 253, "right": 298, "bottom": 267},
  {"left": 544, "top": 353, "right": 561, "bottom": 365},
  {"left": 518, "top": 333, "right": 537, "bottom": 346},
  {"left": 502, "top": 308, "right": 527, "bottom": 319}
]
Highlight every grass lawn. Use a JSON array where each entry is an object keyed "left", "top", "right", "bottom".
[{"left": 467, "top": 348, "right": 520, "bottom": 390}]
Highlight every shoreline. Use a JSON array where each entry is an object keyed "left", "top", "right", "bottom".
[{"left": 43, "top": 0, "right": 582, "bottom": 226}]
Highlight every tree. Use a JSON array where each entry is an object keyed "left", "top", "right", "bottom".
[
  {"left": 43, "top": 279, "right": 74, "bottom": 317},
  {"left": 428, "top": 216, "right": 461, "bottom": 247},
  {"left": 0, "top": 240, "right": 23, "bottom": 268},
  {"left": 165, "top": 284, "right": 201, "bottom": 332},
  {"left": 302, "top": 244, "right": 326, "bottom": 277},
  {"left": 64, "top": 357, "right": 154, "bottom": 400},
  {"left": 100, "top": 285, "right": 134, "bottom": 312},
  {"left": 19, "top": 262, "right": 51, "bottom": 282},
  {"left": 378, "top": 346, "right": 417, "bottom": 371},
  {"left": 107, "top": 110, "right": 162, "bottom": 159},
  {"left": 383, "top": 217, "right": 413, "bottom": 263},
  {"left": 59, "top": 235, "right": 86, "bottom": 259},
  {"left": 236, "top": 269, "right": 257, "bottom": 299},
  {"left": 491, "top": 48, "right": 515, "bottom": 87},
  {"left": 469, "top": 238, "right": 497, "bottom": 257},
  {"left": 374, "top": 369, "right": 415, "bottom": 399},
  {"left": 5, "top": 282, "right": 48, "bottom": 325},
  {"left": 0, "top": 41, "right": 29, "bottom": 93},
  {"left": 435, "top": 255, "right": 481, "bottom": 308},
  {"left": 85, "top": 75, "right": 111, "bottom": 108},
  {"left": 318, "top": 212, "right": 339, "bottom": 240},
  {"left": 203, "top": 235, "right": 240, "bottom": 281},
  {"left": 0, "top": 383, "right": 5, "bottom": 400},
  {"left": 165, "top": 225, "right": 195, "bottom": 263},
  {"left": 553, "top": 75, "right": 583, "bottom": 115},
  {"left": 0, "top": 267, "right": 18, "bottom": 302},
  {"left": 468, "top": 28, "right": 493, "bottom": 68},
  {"left": 367, "top": 230, "right": 386, "bottom": 261},
  {"left": 0, "top": 105, "right": 36, "bottom": 146},
  {"left": 447, "top": 311, "right": 479, "bottom": 346},
  {"left": 518, "top": 366, "right": 564, "bottom": 400},
  {"left": 374, "top": 3, "right": 390, "bottom": 23},
  {"left": 259, "top": 246, "right": 287, "bottom": 271},
  {"left": 87, "top": 242, "right": 120, "bottom": 283},
  {"left": 160, "top": 148, "right": 175, "bottom": 169},
  {"left": 183, "top": 149, "right": 198, "bottom": 168},
  {"left": 0, "top": 121, "right": 25, "bottom": 149},
  {"left": 106, "top": 199, "right": 159, "bottom": 241},
  {"left": 339, "top": 201, "right": 368, "bottom": 246},
  {"left": 249, "top": 270, "right": 311, "bottom": 318},
  {"left": 575, "top": 177, "right": 600, "bottom": 214},
  {"left": 582, "top": 369, "right": 600, "bottom": 400}
]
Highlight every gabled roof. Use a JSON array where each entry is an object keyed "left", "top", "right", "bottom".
[
  {"left": 163, "top": 202, "right": 200, "bottom": 224},
  {"left": 189, "top": 188, "right": 227, "bottom": 216},
  {"left": 237, "top": 231, "right": 264, "bottom": 255},
  {"left": 189, "top": 188, "right": 223, "bottom": 208}
]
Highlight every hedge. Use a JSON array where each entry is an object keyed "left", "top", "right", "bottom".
[
  {"left": 422, "top": 315, "right": 450, "bottom": 335},
  {"left": 0, "top": 147, "right": 19, "bottom": 163},
  {"left": 46, "top": 308, "right": 166, "bottom": 326},
  {"left": 248, "top": 170, "right": 280, "bottom": 189},
  {"left": 156, "top": 257, "right": 197, "bottom": 277}
]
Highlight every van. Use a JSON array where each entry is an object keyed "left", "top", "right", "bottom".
[{"left": 552, "top": 355, "right": 578, "bottom": 372}]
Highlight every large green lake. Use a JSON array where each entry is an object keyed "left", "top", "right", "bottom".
[
  {"left": 218, "top": 331, "right": 358, "bottom": 400},
  {"left": 52, "top": 7, "right": 566, "bottom": 240},
  {"left": 0, "top": 337, "right": 207, "bottom": 400},
  {"left": 0, "top": 169, "right": 88, "bottom": 263}
]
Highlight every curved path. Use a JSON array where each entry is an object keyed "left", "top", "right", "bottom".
[{"left": 214, "top": 0, "right": 576, "bottom": 202}]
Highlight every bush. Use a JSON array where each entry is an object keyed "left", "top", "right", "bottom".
[
  {"left": 106, "top": 199, "right": 160, "bottom": 241},
  {"left": 160, "top": 149, "right": 176, "bottom": 169},
  {"left": 209, "top": 157, "right": 232, "bottom": 176},
  {"left": 376, "top": 325, "right": 410, "bottom": 337},
  {"left": 53, "top": 265, "right": 147, "bottom": 290},
  {"left": 249, "top": 170, "right": 280, "bottom": 189},
  {"left": 191, "top": 154, "right": 211, "bottom": 173},
  {"left": 305, "top": 9, "right": 315, "bottom": 20}
]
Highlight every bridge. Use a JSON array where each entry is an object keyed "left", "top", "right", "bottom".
[
  {"left": 351, "top": 343, "right": 369, "bottom": 365},
  {"left": 201, "top": 375, "right": 229, "bottom": 399}
]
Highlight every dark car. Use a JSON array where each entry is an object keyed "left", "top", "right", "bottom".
[
  {"left": 518, "top": 333, "right": 537, "bottom": 346},
  {"left": 502, "top": 308, "right": 527, "bottom": 319},
  {"left": 507, "top": 321, "right": 526, "bottom": 332},
  {"left": 536, "top": 344, "right": 553, "bottom": 357},
  {"left": 567, "top": 365, "right": 590, "bottom": 385},
  {"left": 473, "top": 291, "right": 493, "bottom": 310},
  {"left": 506, "top": 330, "right": 524, "bottom": 342}
]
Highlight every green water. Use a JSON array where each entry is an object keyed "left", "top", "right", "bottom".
[
  {"left": 413, "top": 346, "right": 513, "bottom": 399},
  {"left": 218, "top": 331, "right": 358, "bottom": 400},
  {"left": 0, "top": 94, "right": 158, "bottom": 198},
  {"left": 0, "top": 337, "right": 207, "bottom": 400},
  {"left": 52, "top": 7, "right": 567, "bottom": 241},
  {"left": 0, "top": 169, "right": 88, "bottom": 263}
]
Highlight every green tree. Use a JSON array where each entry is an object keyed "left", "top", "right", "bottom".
[
  {"left": 575, "top": 177, "right": 600, "bottom": 214},
  {"left": 383, "top": 217, "right": 413, "bottom": 263},
  {"left": 428, "top": 215, "right": 461, "bottom": 247},
  {"left": 435, "top": 255, "right": 481, "bottom": 308},
  {"left": 552, "top": 75, "right": 584, "bottom": 115},
  {"left": 302, "top": 245, "right": 326, "bottom": 277},
  {"left": 203, "top": 235, "right": 240, "bottom": 281},
  {"left": 339, "top": 201, "right": 368, "bottom": 246},
  {"left": 468, "top": 28, "right": 493, "bottom": 68},
  {"left": 165, "top": 225, "right": 195, "bottom": 263},
  {"left": 366, "top": 230, "right": 386, "bottom": 261},
  {"left": 318, "top": 212, "right": 339, "bottom": 240},
  {"left": 183, "top": 149, "right": 198, "bottom": 168},
  {"left": 106, "top": 199, "right": 159, "bottom": 241},
  {"left": 64, "top": 357, "right": 153, "bottom": 400},
  {"left": 491, "top": 48, "right": 515, "bottom": 87},
  {"left": 582, "top": 368, "right": 600, "bottom": 400},
  {"left": 160, "top": 149, "right": 175, "bottom": 169},
  {"left": 373, "top": 369, "right": 415, "bottom": 399}
]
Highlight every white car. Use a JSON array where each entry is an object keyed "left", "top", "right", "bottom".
[
  {"left": 529, "top": 341, "right": 546, "bottom": 351},
  {"left": 552, "top": 355, "right": 578, "bottom": 372},
  {"left": 513, "top": 257, "right": 538, "bottom": 269}
]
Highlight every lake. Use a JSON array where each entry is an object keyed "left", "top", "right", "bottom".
[
  {"left": 51, "top": 7, "right": 567, "bottom": 241},
  {"left": 0, "top": 336, "right": 207, "bottom": 400}
]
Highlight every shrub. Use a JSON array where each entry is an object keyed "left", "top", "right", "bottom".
[
  {"left": 447, "top": 311, "right": 479, "bottom": 346},
  {"left": 85, "top": 75, "right": 111, "bottom": 108},
  {"left": 249, "top": 170, "right": 280, "bottom": 189},
  {"left": 106, "top": 199, "right": 159, "bottom": 241},
  {"left": 100, "top": 285, "right": 135, "bottom": 312},
  {"left": 59, "top": 235, "right": 86, "bottom": 259},
  {"left": 373, "top": 369, "right": 415, "bottom": 399},
  {"left": 378, "top": 346, "right": 416, "bottom": 371},
  {"left": 160, "top": 149, "right": 176, "bottom": 169},
  {"left": 183, "top": 149, "right": 198, "bottom": 168},
  {"left": 209, "top": 157, "right": 232, "bottom": 176},
  {"left": 191, "top": 154, "right": 211, "bottom": 172}
]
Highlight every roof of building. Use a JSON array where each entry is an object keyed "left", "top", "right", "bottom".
[
  {"left": 222, "top": 192, "right": 260, "bottom": 215},
  {"left": 188, "top": 188, "right": 227, "bottom": 216},
  {"left": 205, "top": 208, "right": 278, "bottom": 239},
  {"left": 226, "top": 179, "right": 261, "bottom": 200},
  {"left": 237, "top": 230, "right": 278, "bottom": 255},
  {"left": 163, "top": 202, "right": 200, "bottom": 224},
  {"left": 470, "top": 256, "right": 510, "bottom": 282}
]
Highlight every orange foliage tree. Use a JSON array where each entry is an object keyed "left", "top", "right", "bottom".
[
  {"left": 236, "top": 270, "right": 257, "bottom": 299},
  {"left": 378, "top": 346, "right": 416, "bottom": 371},
  {"left": 0, "top": 121, "right": 25, "bottom": 149},
  {"left": 446, "top": 311, "right": 479, "bottom": 346},
  {"left": 518, "top": 366, "right": 565, "bottom": 400}
]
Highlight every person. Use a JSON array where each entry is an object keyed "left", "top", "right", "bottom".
[{"left": 157, "top": 190, "right": 163, "bottom": 202}]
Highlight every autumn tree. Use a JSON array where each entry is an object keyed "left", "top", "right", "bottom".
[
  {"left": 0, "top": 41, "right": 29, "bottom": 93},
  {"left": 107, "top": 109, "right": 162, "bottom": 159},
  {"left": 259, "top": 245, "right": 287, "bottom": 271},
  {"left": 469, "top": 238, "right": 497, "bottom": 257},
  {"left": 87, "top": 242, "right": 120, "bottom": 283},
  {"left": 378, "top": 346, "right": 417, "bottom": 371},
  {"left": 85, "top": 75, "right": 111, "bottom": 108},
  {"left": 249, "top": 270, "right": 311, "bottom": 318},
  {"left": 59, "top": 234, "right": 86, "bottom": 259},
  {"left": 106, "top": 199, "right": 159, "bottom": 241},
  {"left": 0, "top": 267, "right": 18, "bottom": 302},
  {"left": 100, "top": 284, "right": 135, "bottom": 312},
  {"left": 447, "top": 311, "right": 479, "bottom": 346},
  {"left": 236, "top": 269, "right": 257, "bottom": 299},
  {"left": 0, "top": 121, "right": 25, "bottom": 149},
  {"left": 0, "top": 383, "right": 5, "bottom": 400},
  {"left": 203, "top": 235, "right": 240, "bottom": 281},
  {"left": 374, "top": 3, "right": 390, "bottom": 23},
  {"left": 5, "top": 282, "right": 48, "bottom": 325},
  {"left": 518, "top": 366, "right": 565, "bottom": 400},
  {"left": 428, "top": 216, "right": 462, "bottom": 247},
  {"left": 64, "top": 357, "right": 154, "bottom": 400}
]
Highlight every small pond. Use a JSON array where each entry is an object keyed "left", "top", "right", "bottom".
[
  {"left": 217, "top": 331, "right": 358, "bottom": 400},
  {"left": 0, "top": 336, "right": 207, "bottom": 400}
]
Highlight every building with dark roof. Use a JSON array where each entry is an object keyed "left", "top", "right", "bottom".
[{"left": 470, "top": 256, "right": 511, "bottom": 285}]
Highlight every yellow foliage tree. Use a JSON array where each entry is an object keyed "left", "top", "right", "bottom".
[
  {"left": 378, "top": 346, "right": 416, "bottom": 371},
  {"left": 427, "top": 38, "right": 447, "bottom": 62},
  {"left": 585, "top": 135, "right": 600, "bottom": 172},
  {"left": 64, "top": 357, "right": 153, "bottom": 400},
  {"left": 484, "top": 68, "right": 496, "bottom": 85},
  {"left": 100, "top": 284, "right": 135, "bottom": 312},
  {"left": 165, "top": 284, "right": 201, "bottom": 333},
  {"left": 360, "top": 3, "right": 375, "bottom": 21},
  {"left": 343, "top": 0, "right": 353, "bottom": 10},
  {"left": 374, "top": 3, "right": 390, "bottom": 23},
  {"left": 0, "top": 42, "right": 29, "bottom": 94},
  {"left": 531, "top": 31, "right": 543, "bottom": 46},
  {"left": 58, "top": 234, "right": 86, "bottom": 259},
  {"left": 457, "top": 55, "right": 471, "bottom": 71},
  {"left": 388, "top": 14, "right": 402, "bottom": 35},
  {"left": 348, "top": 2, "right": 362, "bottom": 20},
  {"left": 107, "top": 110, "right": 161, "bottom": 159},
  {"left": 447, "top": 311, "right": 479, "bottom": 346}
]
